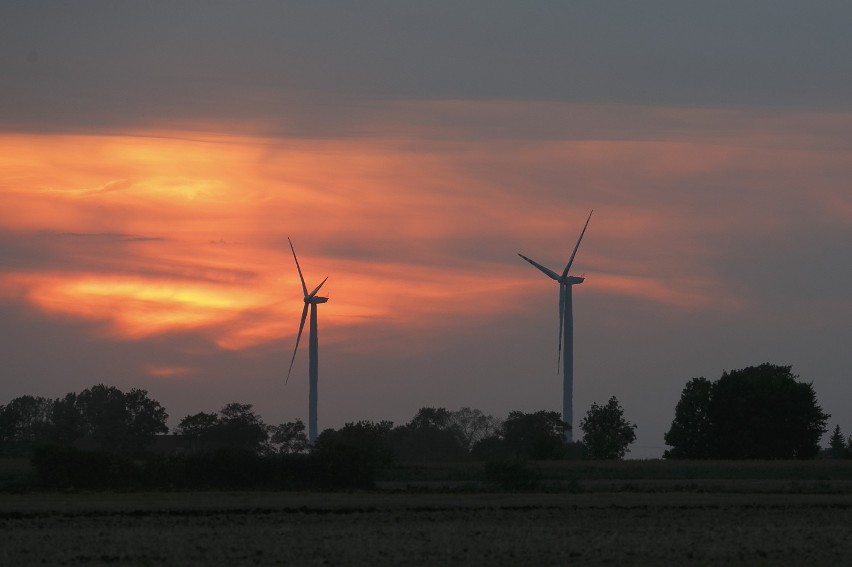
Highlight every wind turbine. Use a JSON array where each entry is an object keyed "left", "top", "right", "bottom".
[
  {"left": 286, "top": 237, "right": 328, "bottom": 445},
  {"left": 518, "top": 210, "right": 593, "bottom": 443}
]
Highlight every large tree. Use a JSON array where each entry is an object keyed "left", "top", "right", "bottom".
[
  {"left": 175, "top": 403, "right": 268, "bottom": 453},
  {"left": 502, "top": 410, "right": 568, "bottom": 460},
  {"left": 448, "top": 407, "right": 502, "bottom": 452},
  {"left": 269, "top": 420, "right": 309, "bottom": 454},
  {"left": 49, "top": 393, "right": 84, "bottom": 446},
  {"left": 387, "top": 407, "right": 467, "bottom": 462},
  {"left": 75, "top": 385, "right": 168, "bottom": 457},
  {"left": 664, "top": 364, "right": 829, "bottom": 459},
  {"left": 314, "top": 420, "right": 395, "bottom": 468},
  {"left": 0, "top": 395, "right": 53, "bottom": 456},
  {"left": 579, "top": 396, "right": 637, "bottom": 460},
  {"left": 663, "top": 378, "right": 713, "bottom": 459}
]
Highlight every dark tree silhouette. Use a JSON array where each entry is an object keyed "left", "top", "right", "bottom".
[
  {"left": 448, "top": 407, "right": 502, "bottom": 452},
  {"left": 388, "top": 407, "right": 467, "bottom": 462},
  {"left": 304, "top": 421, "right": 393, "bottom": 489},
  {"left": 408, "top": 407, "right": 453, "bottom": 429},
  {"left": 664, "top": 364, "right": 829, "bottom": 459},
  {"left": 502, "top": 410, "right": 568, "bottom": 460},
  {"left": 125, "top": 388, "right": 170, "bottom": 454},
  {"left": 579, "top": 396, "right": 637, "bottom": 460},
  {"left": 314, "top": 421, "right": 394, "bottom": 462},
  {"left": 663, "top": 377, "right": 713, "bottom": 459},
  {"left": 829, "top": 425, "right": 847, "bottom": 459},
  {"left": 0, "top": 395, "right": 53, "bottom": 456},
  {"left": 49, "top": 393, "right": 84, "bottom": 446},
  {"left": 175, "top": 403, "right": 267, "bottom": 453},
  {"left": 175, "top": 412, "right": 221, "bottom": 452},
  {"left": 217, "top": 403, "right": 268, "bottom": 452},
  {"left": 269, "top": 420, "right": 309, "bottom": 454},
  {"left": 75, "top": 385, "right": 168, "bottom": 457}
]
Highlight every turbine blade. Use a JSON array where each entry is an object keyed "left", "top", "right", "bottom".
[
  {"left": 561, "top": 210, "right": 593, "bottom": 278},
  {"left": 286, "top": 303, "right": 309, "bottom": 384},
  {"left": 558, "top": 284, "right": 565, "bottom": 371},
  {"left": 518, "top": 253, "right": 560, "bottom": 280},
  {"left": 288, "top": 237, "right": 309, "bottom": 297},
  {"left": 307, "top": 276, "right": 328, "bottom": 299}
]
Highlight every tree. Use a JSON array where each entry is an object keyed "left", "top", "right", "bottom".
[
  {"left": 175, "top": 403, "right": 268, "bottom": 453},
  {"left": 408, "top": 407, "right": 453, "bottom": 430},
  {"left": 388, "top": 407, "right": 467, "bottom": 462},
  {"left": 314, "top": 421, "right": 395, "bottom": 469},
  {"left": 125, "top": 388, "right": 169, "bottom": 453},
  {"left": 448, "top": 407, "right": 502, "bottom": 452},
  {"left": 217, "top": 403, "right": 268, "bottom": 452},
  {"left": 269, "top": 420, "right": 309, "bottom": 454},
  {"left": 175, "top": 412, "right": 221, "bottom": 452},
  {"left": 311, "top": 421, "right": 394, "bottom": 489},
  {"left": 829, "top": 425, "right": 847, "bottom": 459},
  {"left": 664, "top": 364, "right": 829, "bottom": 460},
  {"left": 502, "top": 410, "right": 568, "bottom": 460},
  {"left": 49, "top": 393, "right": 84, "bottom": 447},
  {"left": 710, "top": 364, "right": 828, "bottom": 459},
  {"left": 663, "top": 378, "right": 713, "bottom": 459},
  {"left": 77, "top": 385, "right": 168, "bottom": 457},
  {"left": 0, "top": 395, "right": 54, "bottom": 456},
  {"left": 579, "top": 396, "right": 637, "bottom": 460},
  {"left": 75, "top": 385, "right": 129, "bottom": 453}
]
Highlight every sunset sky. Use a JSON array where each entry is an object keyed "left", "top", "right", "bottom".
[{"left": 2, "top": 2, "right": 851, "bottom": 457}]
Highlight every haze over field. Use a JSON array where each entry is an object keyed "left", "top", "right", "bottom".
[{"left": 2, "top": 2, "right": 851, "bottom": 457}]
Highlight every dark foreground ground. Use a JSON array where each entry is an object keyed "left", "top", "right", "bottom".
[{"left": 2, "top": 490, "right": 852, "bottom": 566}]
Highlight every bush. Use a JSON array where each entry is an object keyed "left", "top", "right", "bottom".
[
  {"left": 482, "top": 460, "right": 541, "bottom": 491},
  {"left": 31, "top": 445, "right": 141, "bottom": 490}
]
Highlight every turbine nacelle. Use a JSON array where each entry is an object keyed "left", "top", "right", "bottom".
[
  {"left": 562, "top": 276, "right": 585, "bottom": 285},
  {"left": 307, "top": 296, "right": 329, "bottom": 304}
]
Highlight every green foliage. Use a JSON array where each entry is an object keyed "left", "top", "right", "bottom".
[
  {"left": 579, "top": 396, "right": 637, "bottom": 460},
  {"left": 664, "top": 364, "right": 829, "bottom": 460}
]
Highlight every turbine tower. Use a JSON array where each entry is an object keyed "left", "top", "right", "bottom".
[
  {"left": 286, "top": 237, "right": 328, "bottom": 445},
  {"left": 518, "top": 210, "right": 592, "bottom": 443}
]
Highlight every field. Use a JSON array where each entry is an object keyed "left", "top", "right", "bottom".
[{"left": 3, "top": 460, "right": 852, "bottom": 566}]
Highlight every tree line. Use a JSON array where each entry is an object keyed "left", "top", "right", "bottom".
[
  {"left": 0, "top": 385, "right": 637, "bottom": 463},
  {"left": 0, "top": 362, "right": 839, "bottom": 487}
]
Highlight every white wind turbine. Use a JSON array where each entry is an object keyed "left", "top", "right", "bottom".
[
  {"left": 518, "top": 210, "right": 593, "bottom": 443},
  {"left": 286, "top": 237, "right": 329, "bottom": 445}
]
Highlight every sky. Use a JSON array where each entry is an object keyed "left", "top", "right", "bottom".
[{"left": 2, "top": 2, "right": 851, "bottom": 457}]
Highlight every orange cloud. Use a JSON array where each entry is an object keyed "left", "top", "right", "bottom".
[
  {"left": 3, "top": 106, "right": 847, "bottom": 356},
  {"left": 146, "top": 365, "right": 198, "bottom": 378}
]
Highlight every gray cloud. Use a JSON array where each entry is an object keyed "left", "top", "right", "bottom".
[{"left": 2, "top": 2, "right": 852, "bottom": 135}]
